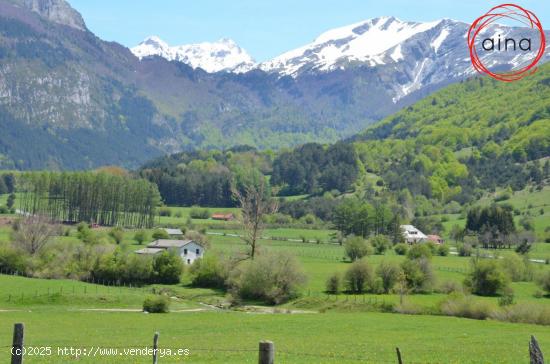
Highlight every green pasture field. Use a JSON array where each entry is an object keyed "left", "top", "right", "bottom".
[
  {"left": 201, "top": 232, "right": 550, "bottom": 309},
  {"left": 0, "top": 275, "right": 202, "bottom": 311},
  {"left": 0, "top": 227, "right": 549, "bottom": 363},
  {"left": 208, "top": 227, "right": 336, "bottom": 242},
  {"left": 0, "top": 310, "right": 549, "bottom": 363},
  {"left": 0, "top": 226, "right": 10, "bottom": 243},
  {"left": 0, "top": 190, "right": 548, "bottom": 364},
  {"left": 157, "top": 206, "right": 240, "bottom": 226}
]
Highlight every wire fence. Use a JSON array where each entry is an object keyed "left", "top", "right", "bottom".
[
  {"left": 1, "top": 339, "right": 544, "bottom": 364},
  {"left": 2, "top": 331, "right": 505, "bottom": 364},
  {"left": 0, "top": 269, "right": 163, "bottom": 306}
]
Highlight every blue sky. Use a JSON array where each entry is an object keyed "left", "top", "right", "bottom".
[{"left": 68, "top": 0, "right": 550, "bottom": 62}]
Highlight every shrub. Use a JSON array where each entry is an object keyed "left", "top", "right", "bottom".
[
  {"left": 152, "top": 251, "right": 184, "bottom": 284},
  {"left": 464, "top": 259, "right": 509, "bottom": 296},
  {"left": 134, "top": 230, "right": 148, "bottom": 245},
  {"left": 498, "top": 287, "right": 515, "bottom": 307},
  {"left": 406, "top": 244, "right": 432, "bottom": 260},
  {"left": 0, "top": 206, "right": 8, "bottom": 214},
  {"left": 437, "top": 244, "right": 450, "bottom": 256},
  {"left": 143, "top": 295, "right": 170, "bottom": 313},
  {"left": 369, "top": 235, "right": 391, "bottom": 255},
  {"left": 267, "top": 213, "right": 293, "bottom": 225},
  {"left": 158, "top": 207, "right": 172, "bottom": 217},
  {"left": 426, "top": 242, "right": 439, "bottom": 255},
  {"left": 394, "top": 301, "right": 423, "bottom": 315},
  {"left": 500, "top": 254, "right": 529, "bottom": 282},
  {"left": 457, "top": 243, "right": 473, "bottom": 257},
  {"left": 0, "top": 244, "right": 27, "bottom": 274},
  {"left": 109, "top": 227, "right": 124, "bottom": 245},
  {"left": 189, "top": 207, "right": 210, "bottom": 219},
  {"left": 438, "top": 280, "right": 462, "bottom": 294},
  {"left": 229, "top": 252, "right": 307, "bottom": 305},
  {"left": 439, "top": 294, "right": 493, "bottom": 320},
  {"left": 463, "top": 235, "right": 478, "bottom": 248},
  {"left": 300, "top": 213, "right": 317, "bottom": 225},
  {"left": 515, "top": 231, "right": 536, "bottom": 254},
  {"left": 376, "top": 261, "right": 402, "bottom": 293},
  {"left": 190, "top": 254, "right": 229, "bottom": 289},
  {"left": 174, "top": 211, "right": 183, "bottom": 218},
  {"left": 491, "top": 303, "right": 550, "bottom": 325},
  {"left": 152, "top": 229, "right": 169, "bottom": 240},
  {"left": 76, "top": 222, "right": 91, "bottom": 238},
  {"left": 6, "top": 193, "right": 15, "bottom": 209},
  {"left": 344, "top": 258, "right": 374, "bottom": 293},
  {"left": 394, "top": 243, "right": 408, "bottom": 256},
  {"left": 325, "top": 272, "right": 341, "bottom": 294},
  {"left": 494, "top": 192, "right": 511, "bottom": 202},
  {"left": 344, "top": 236, "right": 372, "bottom": 261},
  {"left": 91, "top": 248, "right": 154, "bottom": 285},
  {"left": 537, "top": 270, "right": 550, "bottom": 294},
  {"left": 401, "top": 257, "right": 434, "bottom": 293}
]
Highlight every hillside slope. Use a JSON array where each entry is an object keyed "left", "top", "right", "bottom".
[
  {"left": 355, "top": 63, "right": 550, "bottom": 161},
  {"left": 348, "top": 64, "right": 550, "bottom": 203}
]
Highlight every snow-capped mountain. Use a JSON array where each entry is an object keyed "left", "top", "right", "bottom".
[
  {"left": 260, "top": 16, "right": 445, "bottom": 76},
  {"left": 259, "top": 16, "right": 549, "bottom": 101},
  {"left": 134, "top": 17, "right": 548, "bottom": 102},
  {"left": 131, "top": 36, "right": 255, "bottom": 73}
]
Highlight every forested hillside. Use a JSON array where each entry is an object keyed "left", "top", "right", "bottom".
[
  {"left": 346, "top": 62, "right": 550, "bottom": 205},
  {"left": 139, "top": 63, "right": 550, "bottom": 220},
  {"left": 355, "top": 63, "right": 550, "bottom": 160}
]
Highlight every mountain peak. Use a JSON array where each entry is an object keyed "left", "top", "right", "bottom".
[
  {"left": 9, "top": 0, "right": 87, "bottom": 31},
  {"left": 260, "top": 17, "right": 445, "bottom": 76},
  {"left": 141, "top": 35, "right": 168, "bottom": 47},
  {"left": 131, "top": 37, "right": 255, "bottom": 73}
]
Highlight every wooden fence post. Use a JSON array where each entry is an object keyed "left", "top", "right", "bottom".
[
  {"left": 530, "top": 335, "right": 544, "bottom": 364},
  {"left": 396, "top": 347, "right": 403, "bottom": 364},
  {"left": 11, "top": 323, "right": 24, "bottom": 364},
  {"left": 152, "top": 332, "right": 159, "bottom": 364},
  {"left": 259, "top": 341, "right": 274, "bottom": 364}
]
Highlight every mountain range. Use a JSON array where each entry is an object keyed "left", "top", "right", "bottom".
[
  {"left": 0, "top": 0, "right": 548, "bottom": 170},
  {"left": 131, "top": 36, "right": 255, "bottom": 73}
]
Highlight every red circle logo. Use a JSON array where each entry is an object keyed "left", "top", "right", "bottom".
[{"left": 468, "top": 4, "right": 546, "bottom": 82}]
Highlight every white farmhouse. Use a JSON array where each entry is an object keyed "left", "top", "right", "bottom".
[
  {"left": 136, "top": 239, "right": 205, "bottom": 265},
  {"left": 400, "top": 225, "right": 427, "bottom": 244}
]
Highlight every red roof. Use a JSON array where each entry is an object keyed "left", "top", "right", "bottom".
[
  {"left": 427, "top": 235, "right": 443, "bottom": 242},
  {"left": 211, "top": 213, "right": 234, "bottom": 220}
]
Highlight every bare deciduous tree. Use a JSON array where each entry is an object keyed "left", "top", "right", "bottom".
[
  {"left": 232, "top": 178, "right": 278, "bottom": 260},
  {"left": 11, "top": 215, "right": 58, "bottom": 255}
]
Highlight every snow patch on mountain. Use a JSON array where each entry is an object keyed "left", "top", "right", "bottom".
[
  {"left": 131, "top": 36, "right": 255, "bottom": 73},
  {"left": 259, "top": 17, "right": 442, "bottom": 76},
  {"left": 432, "top": 28, "right": 449, "bottom": 53}
]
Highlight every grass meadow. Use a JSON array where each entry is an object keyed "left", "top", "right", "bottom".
[
  {"left": 0, "top": 189, "right": 549, "bottom": 363},
  {"left": 1, "top": 307, "right": 550, "bottom": 363}
]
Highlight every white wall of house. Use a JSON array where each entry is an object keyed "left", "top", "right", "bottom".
[
  {"left": 401, "top": 225, "right": 427, "bottom": 244},
  {"left": 177, "top": 242, "right": 204, "bottom": 265}
]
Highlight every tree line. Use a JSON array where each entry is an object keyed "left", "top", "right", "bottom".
[
  {"left": 271, "top": 142, "right": 359, "bottom": 195},
  {"left": 0, "top": 172, "right": 16, "bottom": 194},
  {"left": 333, "top": 198, "right": 403, "bottom": 240},
  {"left": 18, "top": 172, "right": 160, "bottom": 228}
]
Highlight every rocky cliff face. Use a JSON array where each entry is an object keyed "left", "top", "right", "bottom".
[{"left": 9, "top": 0, "right": 86, "bottom": 30}]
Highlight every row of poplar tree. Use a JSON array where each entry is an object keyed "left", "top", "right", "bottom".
[{"left": 18, "top": 172, "right": 161, "bottom": 228}]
